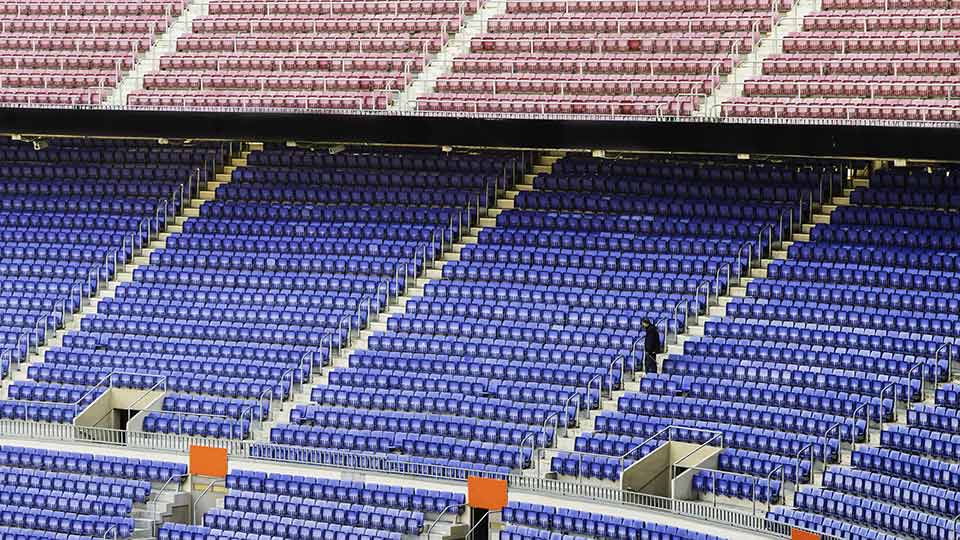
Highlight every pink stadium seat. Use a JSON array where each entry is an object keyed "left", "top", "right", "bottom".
[{"left": 736, "top": 0, "right": 960, "bottom": 122}]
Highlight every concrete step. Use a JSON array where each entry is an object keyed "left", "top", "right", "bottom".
[
  {"left": 821, "top": 204, "right": 838, "bottom": 213},
  {"left": 853, "top": 178, "right": 870, "bottom": 188},
  {"left": 812, "top": 214, "right": 831, "bottom": 224},
  {"left": 832, "top": 197, "right": 850, "bottom": 205},
  {"left": 793, "top": 233, "right": 810, "bottom": 242},
  {"left": 708, "top": 306, "right": 727, "bottom": 317},
  {"left": 532, "top": 165, "right": 552, "bottom": 174}
]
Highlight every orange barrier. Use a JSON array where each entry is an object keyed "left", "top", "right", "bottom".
[
  {"left": 189, "top": 445, "right": 228, "bottom": 478},
  {"left": 467, "top": 476, "right": 508, "bottom": 510},
  {"left": 792, "top": 529, "right": 820, "bottom": 540}
]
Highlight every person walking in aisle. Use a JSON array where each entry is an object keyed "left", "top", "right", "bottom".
[{"left": 641, "top": 318, "right": 661, "bottom": 374}]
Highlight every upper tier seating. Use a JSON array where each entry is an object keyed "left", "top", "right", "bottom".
[
  {"left": 417, "top": 0, "right": 794, "bottom": 116},
  {"left": 4, "top": 146, "right": 517, "bottom": 444},
  {"left": 274, "top": 155, "right": 837, "bottom": 477},
  {"left": 128, "top": 0, "right": 481, "bottom": 110},
  {"left": 0, "top": 0, "right": 186, "bottom": 106},
  {"left": 724, "top": 1, "right": 960, "bottom": 121},
  {"left": 159, "top": 468, "right": 464, "bottom": 540},
  {"left": 0, "top": 444, "right": 186, "bottom": 539},
  {"left": 0, "top": 137, "right": 221, "bottom": 384}
]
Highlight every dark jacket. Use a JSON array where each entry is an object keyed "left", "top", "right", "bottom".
[{"left": 644, "top": 324, "right": 661, "bottom": 354}]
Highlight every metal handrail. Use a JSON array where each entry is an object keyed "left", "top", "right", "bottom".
[
  {"left": 237, "top": 406, "right": 254, "bottom": 438},
  {"left": 586, "top": 374, "right": 604, "bottom": 405},
  {"left": 620, "top": 425, "right": 675, "bottom": 474},
  {"left": 654, "top": 317, "right": 670, "bottom": 349},
  {"left": 156, "top": 199, "right": 169, "bottom": 232},
  {"left": 715, "top": 263, "right": 731, "bottom": 297},
  {"left": 519, "top": 433, "right": 536, "bottom": 472},
  {"left": 850, "top": 403, "right": 870, "bottom": 451},
  {"left": 300, "top": 351, "right": 315, "bottom": 385},
  {"left": 337, "top": 315, "right": 353, "bottom": 345},
  {"left": 672, "top": 432, "right": 724, "bottom": 470},
  {"left": 0, "top": 350, "right": 12, "bottom": 380},
  {"left": 561, "top": 393, "right": 582, "bottom": 428},
  {"left": 425, "top": 504, "right": 462, "bottom": 540},
  {"left": 795, "top": 443, "right": 814, "bottom": 488},
  {"left": 464, "top": 510, "right": 499, "bottom": 540},
  {"left": 543, "top": 412, "right": 559, "bottom": 447},
  {"left": 395, "top": 262, "right": 409, "bottom": 296},
  {"left": 607, "top": 355, "right": 625, "bottom": 393},
  {"left": 937, "top": 343, "right": 954, "bottom": 383},
  {"left": 736, "top": 241, "right": 754, "bottom": 281},
  {"left": 764, "top": 464, "right": 785, "bottom": 513},
  {"left": 73, "top": 372, "right": 116, "bottom": 415},
  {"left": 375, "top": 279, "right": 392, "bottom": 309},
  {"left": 695, "top": 281, "right": 712, "bottom": 314},
  {"left": 102, "top": 525, "right": 118, "bottom": 540},
  {"left": 673, "top": 300, "right": 690, "bottom": 334},
  {"left": 192, "top": 478, "right": 225, "bottom": 526},
  {"left": 821, "top": 423, "right": 843, "bottom": 481},
  {"left": 757, "top": 224, "right": 774, "bottom": 260},
  {"left": 153, "top": 474, "right": 185, "bottom": 535},
  {"left": 878, "top": 381, "right": 899, "bottom": 423},
  {"left": 321, "top": 331, "right": 336, "bottom": 360},
  {"left": 258, "top": 387, "right": 274, "bottom": 422},
  {"left": 125, "top": 377, "right": 169, "bottom": 413},
  {"left": 908, "top": 360, "right": 925, "bottom": 403},
  {"left": 356, "top": 296, "right": 372, "bottom": 332},
  {"left": 279, "top": 367, "right": 297, "bottom": 401},
  {"left": 33, "top": 314, "right": 50, "bottom": 348}
]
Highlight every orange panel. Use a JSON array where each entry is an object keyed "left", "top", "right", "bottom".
[
  {"left": 189, "top": 445, "right": 228, "bottom": 478},
  {"left": 467, "top": 476, "right": 508, "bottom": 510},
  {"left": 791, "top": 529, "right": 820, "bottom": 540}
]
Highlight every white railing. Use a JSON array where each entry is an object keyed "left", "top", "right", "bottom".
[
  {"left": 426, "top": 76, "right": 710, "bottom": 98},
  {"left": 0, "top": 419, "right": 833, "bottom": 539},
  {"left": 484, "top": 16, "right": 772, "bottom": 34},
  {"left": 714, "top": 98, "right": 960, "bottom": 122},
  {"left": 190, "top": 18, "right": 464, "bottom": 36},
  {"left": 511, "top": 0, "right": 786, "bottom": 15},
  {"left": 5, "top": 100, "right": 960, "bottom": 128},
  {"left": 754, "top": 57, "right": 960, "bottom": 78},
  {"left": 468, "top": 35, "right": 750, "bottom": 56},
  {"left": 714, "top": 78, "right": 960, "bottom": 100},
  {"left": 802, "top": 12, "right": 960, "bottom": 32},
  {"left": 231, "top": 0, "right": 486, "bottom": 19},
  {"left": 445, "top": 56, "right": 732, "bottom": 77},
  {"left": 160, "top": 55, "right": 425, "bottom": 74},
  {"left": 140, "top": 74, "right": 409, "bottom": 93}
]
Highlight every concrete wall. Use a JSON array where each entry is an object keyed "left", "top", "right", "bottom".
[{"left": 74, "top": 388, "right": 167, "bottom": 430}]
